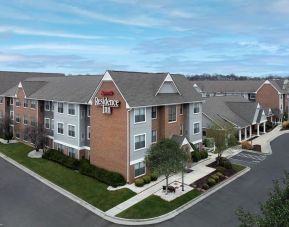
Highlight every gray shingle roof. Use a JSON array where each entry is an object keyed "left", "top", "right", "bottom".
[
  {"left": 0, "top": 71, "right": 64, "bottom": 95},
  {"left": 108, "top": 71, "right": 202, "bottom": 107}
]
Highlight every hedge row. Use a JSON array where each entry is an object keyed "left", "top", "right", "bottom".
[
  {"left": 135, "top": 173, "right": 158, "bottom": 187},
  {"left": 42, "top": 149, "right": 126, "bottom": 187},
  {"left": 191, "top": 150, "right": 208, "bottom": 162}
]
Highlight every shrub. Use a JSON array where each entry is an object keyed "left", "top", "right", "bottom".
[
  {"left": 192, "top": 151, "right": 201, "bottom": 162},
  {"left": 282, "top": 121, "right": 289, "bottom": 130},
  {"left": 79, "top": 160, "right": 126, "bottom": 187},
  {"left": 211, "top": 174, "right": 220, "bottom": 182},
  {"left": 143, "top": 175, "right": 151, "bottom": 184},
  {"left": 266, "top": 121, "right": 273, "bottom": 130},
  {"left": 135, "top": 178, "right": 145, "bottom": 187},
  {"left": 200, "top": 150, "right": 208, "bottom": 159},
  {"left": 203, "top": 138, "right": 214, "bottom": 148},
  {"left": 216, "top": 166, "right": 226, "bottom": 175},
  {"left": 202, "top": 183, "right": 209, "bottom": 190},
  {"left": 228, "top": 134, "right": 238, "bottom": 147},
  {"left": 150, "top": 173, "right": 158, "bottom": 181},
  {"left": 241, "top": 141, "right": 253, "bottom": 150},
  {"left": 190, "top": 142, "right": 199, "bottom": 152},
  {"left": 207, "top": 178, "right": 216, "bottom": 187},
  {"left": 216, "top": 172, "right": 224, "bottom": 178},
  {"left": 223, "top": 160, "right": 233, "bottom": 169}
]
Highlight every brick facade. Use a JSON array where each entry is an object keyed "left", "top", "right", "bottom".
[{"left": 256, "top": 84, "right": 279, "bottom": 112}]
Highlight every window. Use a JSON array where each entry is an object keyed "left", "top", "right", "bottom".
[
  {"left": 24, "top": 99, "right": 29, "bottom": 108},
  {"left": 168, "top": 105, "right": 177, "bottom": 122},
  {"left": 51, "top": 119, "right": 54, "bottom": 130},
  {"left": 151, "top": 106, "right": 157, "bottom": 119},
  {"left": 45, "top": 101, "right": 50, "bottom": 111},
  {"left": 152, "top": 130, "right": 157, "bottom": 143},
  {"left": 180, "top": 104, "right": 183, "bottom": 115},
  {"left": 23, "top": 116, "right": 28, "bottom": 125},
  {"left": 15, "top": 115, "right": 21, "bottom": 123},
  {"left": 134, "top": 162, "right": 145, "bottom": 177},
  {"left": 194, "top": 122, "right": 200, "bottom": 134},
  {"left": 30, "top": 100, "right": 36, "bottom": 109},
  {"left": 51, "top": 103, "right": 54, "bottom": 111},
  {"left": 10, "top": 99, "right": 14, "bottom": 105},
  {"left": 68, "top": 125, "right": 76, "bottom": 137},
  {"left": 56, "top": 143, "right": 64, "bottom": 152},
  {"left": 45, "top": 118, "right": 50, "bottom": 129},
  {"left": 68, "top": 104, "right": 76, "bottom": 115},
  {"left": 103, "top": 106, "right": 111, "bottom": 114},
  {"left": 0, "top": 97, "right": 3, "bottom": 104},
  {"left": 15, "top": 99, "right": 21, "bottom": 107},
  {"left": 0, "top": 111, "right": 3, "bottom": 119},
  {"left": 31, "top": 118, "right": 37, "bottom": 127},
  {"left": 193, "top": 103, "right": 200, "bottom": 114},
  {"left": 87, "top": 126, "right": 91, "bottom": 140},
  {"left": 58, "top": 103, "right": 64, "bottom": 113},
  {"left": 134, "top": 108, "right": 146, "bottom": 123},
  {"left": 134, "top": 134, "right": 146, "bottom": 150},
  {"left": 180, "top": 124, "right": 183, "bottom": 136},
  {"left": 87, "top": 106, "right": 91, "bottom": 117},
  {"left": 10, "top": 111, "right": 14, "bottom": 120},
  {"left": 68, "top": 147, "right": 76, "bottom": 158},
  {"left": 58, "top": 123, "right": 64, "bottom": 134}
]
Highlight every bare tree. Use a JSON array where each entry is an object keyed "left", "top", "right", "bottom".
[
  {"left": 2, "top": 116, "right": 13, "bottom": 143},
  {"left": 28, "top": 124, "right": 47, "bottom": 151}
]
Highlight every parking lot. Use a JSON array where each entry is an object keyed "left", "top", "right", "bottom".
[{"left": 229, "top": 151, "right": 267, "bottom": 166}]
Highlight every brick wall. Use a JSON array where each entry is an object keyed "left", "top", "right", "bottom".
[{"left": 256, "top": 84, "right": 279, "bottom": 112}]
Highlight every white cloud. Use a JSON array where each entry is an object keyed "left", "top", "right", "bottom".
[
  {"left": 270, "top": 0, "right": 289, "bottom": 13},
  {"left": 238, "top": 41, "right": 280, "bottom": 53},
  {"left": 0, "top": 26, "right": 101, "bottom": 39}
]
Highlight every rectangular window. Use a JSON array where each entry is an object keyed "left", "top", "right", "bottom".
[
  {"left": 87, "top": 106, "right": 91, "bottom": 117},
  {"left": 15, "top": 115, "right": 21, "bottom": 123},
  {"left": 180, "top": 124, "right": 183, "bottom": 136},
  {"left": 134, "top": 162, "right": 145, "bottom": 177},
  {"left": 87, "top": 126, "right": 91, "bottom": 140},
  {"left": 193, "top": 103, "right": 200, "bottom": 114},
  {"left": 194, "top": 122, "right": 200, "bottom": 134},
  {"left": 45, "top": 118, "right": 50, "bottom": 129},
  {"left": 30, "top": 100, "right": 36, "bottom": 109},
  {"left": 0, "top": 97, "right": 3, "bottom": 104},
  {"left": 168, "top": 105, "right": 177, "bottom": 122},
  {"left": 180, "top": 104, "right": 183, "bottom": 115},
  {"left": 10, "top": 111, "right": 14, "bottom": 120},
  {"left": 134, "top": 134, "right": 146, "bottom": 150},
  {"left": 10, "top": 99, "right": 14, "bottom": 105},
  {"left": 24, "top": 99, "right": 29, "bottom": 108},
  {"left": 151, "top": 106, "right": 157, "bottom": 119},
  {"left": 68, "top": 104, "right": 76, "bottom": 115},
  {"left": 58, "top": 103, "right": 64, "bottom": 113},
  {"left": 58, "top": 123, "right": 64, "bottom": 134},
  {"left": 68, "top": 147, "right": 76, "bottom": 158},
  {"left": 51, "top": 103, "right": 54, "bottom": 111},
  {"left": 45, "top": 101, "right": 50, "bottom": 111},
  {"left": 134, "top": 108, "right": 146, "bottom": 123},
  {"left": 68, "top": 125, "right": 76, "bottom": 137},
  {"left": 0, "top": 111, "right": 3, "bottom": 119},
  {"left": 31, "top": 118, "right": 37, "bottom": 127},
  {"left": 15, "top": 99, "right": 21, "bottom": 107},
  {"left": 51, "top": 119, "right": 54, "bottom": 130},
  {"left": 152, "top": 130, "right": 157, "bottom": 143},
  {"left": 23, "top": 116, "right": 28, "bottom": 125},
  {"left": 56, "top": 143, "right": 64, "bottom": 152}
]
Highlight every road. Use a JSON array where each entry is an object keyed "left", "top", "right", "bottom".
[{"left": 0, "top": 134, "right": 289, "bottom": 227}]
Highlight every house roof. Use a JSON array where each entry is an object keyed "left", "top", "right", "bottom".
[
  {"left": 0, "top": 71, "right": 64, "bottom": 95},
  {"left": 203, "top": 96, "right": 265, "bottom": 128},
  {"left": 108, "top": 70, "right": 202, "bottom": 108}
]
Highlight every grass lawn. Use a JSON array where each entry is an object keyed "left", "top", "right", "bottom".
[
  {"left": 0, "top": 143, "right": 135, "bottom": 211},
  {"left": 117, "top": 189, "right": 202, "bottom": 219}
]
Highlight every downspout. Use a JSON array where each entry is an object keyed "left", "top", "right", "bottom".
[{"left": 127, "top": 108, "right": 132, "bottom": 183}]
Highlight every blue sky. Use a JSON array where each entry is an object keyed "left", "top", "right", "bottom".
[{"left": 0, "top": 0, "right": 289, "bottom": 76}]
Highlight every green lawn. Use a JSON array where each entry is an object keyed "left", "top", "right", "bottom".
[
  {"left": 0, "top": 143, "right": 135, "bottom": 211},
  {"left": 117, "top": 189, "right": 202, "bottom": 219}
]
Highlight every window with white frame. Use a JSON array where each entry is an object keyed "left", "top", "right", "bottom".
[
  {"left": 56, "top": 143, "right": 64, "bottom": 152},
  {"left": 180, "top": 124, "right": 183, "bottom": 136},
  {"left": 68, "top": 125, "right": 76, "bottom": 137},
  {"left": 68, "top": 104, "right": 76, "bottom": 115},
  {"left": 87, "top": 106, "right": 91, "bottom": 117},
  {"left": 87, "top": 126, "right": 91, "bottom": 140},
  {"left": 151, "top": 106, "right": 157, "bottom": 119},
  {"left": 51, "top": 103, "right": 54, "bottom": 111},
  {"left": 134, "top": 108, "right": 146, "bottom": 123},
  {"left": 193, "top": 103, "right": 200, "bottom": 114},
  {"left": 58, "top": 123, "right": 64, "bottom": 134},
  {"left": 44, "top": 118, "right": 50, "bottom": 129},
  {"left": 0, "top": 97, "right": 3, "bottom": 104},
  {"left": 168, "top": 105, "right": 177, "bottom": 122},
  {"left": 24, "top": 99, "right": 29, "bottom": 108},
  {"left": 134, "top": 162, "right": 145, "bottom": 177},
  {"left": 10, "top": 98, "right": 14, "bottom": 105},
  {"left": 45, "top": 101, "right": 50, "bottom": 111},
  {"left": 10, "top": 111, "right": 14, "bottom": 120},
  {"left": 68, "top": 147, "right": 76, "bottom": 158},
  {"left": 15, "top": 99, "right": 21, "bottom": 107},
  {"left": 151, "top": 130, "right": 157, "bottom": 143},
  {"left": 51, "top": 119, "right": 54, "bottom": 130},
  {"left": 134, "top": 134, "right": 146, "bottom": 150},
  {"left": 58, "top": 103, "right": 64, "bottom": 113},
  {"left": 30, "top": 100, "right": 36, "bottom": 109},
  {"left": 193, "top": 122, "right": 200, "bottom": 134},
  {"left": 180, "top": 104, "right": 183, "bottom": 115},
  {"left": 23, "top": 116, "right": 28, "bottom": 125},
  {"left": 15, "top": 115, "right": 21, "bottom": 123}
]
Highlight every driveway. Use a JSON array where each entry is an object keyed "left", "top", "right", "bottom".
[{"left": 1, "top": 134, "right": 289, "bottom": 227}]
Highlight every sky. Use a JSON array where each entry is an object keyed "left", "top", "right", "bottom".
[{"left": 0, "top": 0, "right": 289, "bottom": 76}]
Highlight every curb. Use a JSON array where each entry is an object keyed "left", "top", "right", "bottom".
[{"left": 0, "top": 152, "right": 250, "bottom": 226}]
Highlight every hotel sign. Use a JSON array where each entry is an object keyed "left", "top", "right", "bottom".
[{"left": 95, "top": 97, "right": 120, "bottom": 107}]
